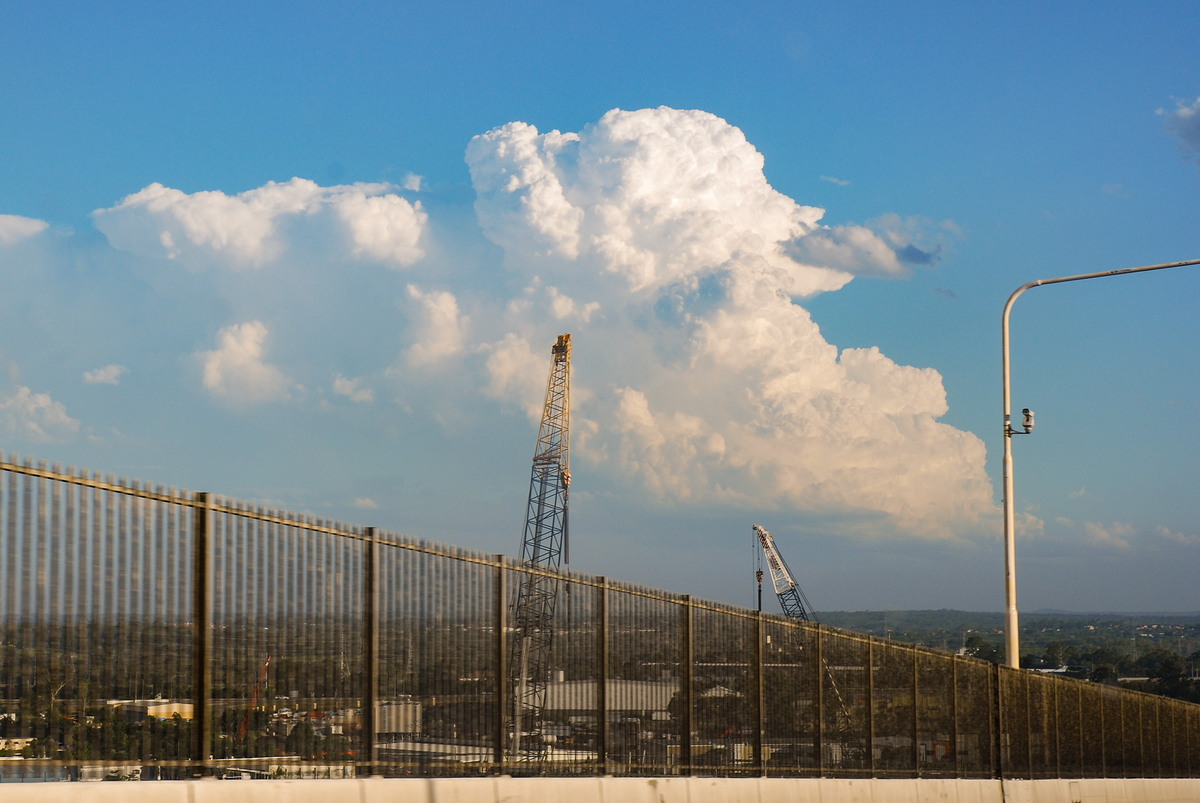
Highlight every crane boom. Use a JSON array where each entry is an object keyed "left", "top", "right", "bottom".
[
  {"left": 753, "top": 524, "right": 812, "bottom": 621},
  {"left": 508, "top": 333, "right": 571, "bottom": 761}
]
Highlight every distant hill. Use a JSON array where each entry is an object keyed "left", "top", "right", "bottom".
[{"left": 815, "top": 609, "right": 1200, "bottom": 656}]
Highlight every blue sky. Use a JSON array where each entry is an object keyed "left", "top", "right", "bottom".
[{"left": 1, "top": 1, "right": 1197, "bottom": 615}]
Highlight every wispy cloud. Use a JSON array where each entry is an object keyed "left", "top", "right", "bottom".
[
  {"left": 84, "top": 364, "right": 127, "bottom": 385},
  {"left": 332, "top": 374, "right": 374, "bottom": 404}
]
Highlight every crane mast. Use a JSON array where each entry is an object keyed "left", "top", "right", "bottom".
[{"left": 508, "top": 334, "right": 571, "bottom": 761}]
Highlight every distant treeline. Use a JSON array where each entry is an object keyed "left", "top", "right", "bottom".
[{"left": 819, "top": 609, "right": 1200, "bottom": 703}]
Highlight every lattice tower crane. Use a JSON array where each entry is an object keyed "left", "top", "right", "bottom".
[
  {"left": 508, "top": 334, "right": 571, "bottom": 762},
  {"left": 753, "top": 525, "right": 864, "bottom": 767}
]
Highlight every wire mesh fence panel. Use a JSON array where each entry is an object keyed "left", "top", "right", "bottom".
[
  {"left": 0, "top": 459, "right": 195, "bottom": 781},
  {"left": 1078, "top": 682, "right": 1107, "bottom": 777},
  {"left": 1102, "top": 685, "right": 1128, "bottom": 777},
  {"left": 1142, "top": 695, "right": 1161, "bottom": 778},
  {"left": 601, "top": 585, "right": 684, "bottom": 776},
  {"left": 374, "top": 540, "right": 498, "bottom": 777},
  {"left": 915, "top": 649, "right": 955, "bottom": 777},
  {"left": 1182, "top": 700, "right": 1200, "bottom": 777},
  {"left": 953, "top": 657, "right": 994, "bottom": 778},
  {"left": 1055, "top": 678, "right": 1083, "bottom": 777},
  {"left": 818, "top": 628, "right": 869, "bottom": 777},
  {"left": 1120, "top": 693, "right": 1144, "bottom": 778},
  {"left": 871, "top": 639, "right": 916, "bottom": 777},
  {"left": 539, "top": 572, "right": 600, "bottom": 775},
  {"left": 687, "top": 603, "right": 757, "bottom": 776},
  {"left": 998, "top": 668, "right": 1030, "bottom": 778},
  {"left": 1176, "top": 696, "right": 1195, "bottom": 772},
  {"left": 760, "top": 617, "right": 818, "bottom": 776},
  {"left": 1159, "top": 698, "right": 1174, "bottom": 777},
  {"left": 209, "top": 508, "right": 364, "bottom": 779},
  {"left": 1026, "top": 672, "right": 1055, "bottom": 778}
]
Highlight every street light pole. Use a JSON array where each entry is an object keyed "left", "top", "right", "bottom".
[{"left": 1001, "top": 257, "right": 1200, "bottom": 669}]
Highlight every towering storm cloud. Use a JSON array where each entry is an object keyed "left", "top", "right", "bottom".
[
  {"left": 4, "top": 107, "right": 997, "bottom": 543},
  {"left": 466, "top": 108, "right": 995, "bottom": 539}
]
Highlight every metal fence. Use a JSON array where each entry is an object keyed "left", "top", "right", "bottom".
[{"left": 1, "top": 454, "right": 1197, "bottom": 781}]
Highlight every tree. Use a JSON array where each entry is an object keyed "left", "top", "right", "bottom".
[{"left": 963, "top": 635, "right": 1001, "bottom": 664}]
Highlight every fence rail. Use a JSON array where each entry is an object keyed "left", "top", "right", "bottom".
[{"left": 1, "top": 453, "right": 1197, "bottom": 781}]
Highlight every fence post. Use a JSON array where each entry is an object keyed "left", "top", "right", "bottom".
[
  {"left": 361, "top": 528, "right": 379, "bottom": 776},
  {"left": 814, "top": 624, "right": 824, "bottom": 776},
  {"left": 753, "top": 612, "right": 765, "bottom": 776},
  {"left": 991, "top": 663, "right": 1003, "bottom": 779},
  {"left": 191, "top": 492, "right": 212, "bottom": 777},
  {"left": 912, "top": 647, "right": 920, "bottom": 775},
  {"left": 866, "top": 637, "right": 875, "bottom": 776},
  {"left": 596, "top": 579, "right": 609, "bottom": 773},
  {"left": 1100, "top": 685, "right": 1107, "bottom": 778},
  {"left": 950, "top": 654, "right": 959, "bottom": 777},
  {"left": 680, "top": 595, "right": 693, "bottom": 776},
  {"left": 493, "top": 557, "right": 508, "bottom": 770}
]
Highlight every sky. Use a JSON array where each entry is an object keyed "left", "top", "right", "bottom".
[{"left": 1, "top": 1, "right": 1197, "bottom": 615}]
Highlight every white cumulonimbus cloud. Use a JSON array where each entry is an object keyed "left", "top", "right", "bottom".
[
  {"left": 199, "top": 321, "right": 297, "bottom": 405},
  {"left": 468, "top": 106, "right": 851, "bottom": 297},
  {"left": 466, "top": 107, "right": 996, "bottom": 540},
  {"left": 92, "top": 178, "right": 428, "bottom": 268}
]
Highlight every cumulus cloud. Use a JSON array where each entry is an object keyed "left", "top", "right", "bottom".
[
  {"left": 1160, "top": 97, "right": 1200, "bottom": 157},
  {"left": 548, "top": 286, "right": 600, "bottom": 322},
  {"left": 481, "top": 332, "right": 545, "bottom": 418},
  {"left": 84, "top": 364, "right": 127, "bottom": 385},
  {"left": 0, "top": 386, "right": 81, "bottom": 442},
  {"left": 332, "top": 374, "right": 374, "bottom": 404},
  {"left": 199, "top": 321, "right": 297, "bottom": 404},
  {"left": 0, "top": 214, "right": 49, "bottom": 246},
  {"left": 404, "top": 284, "right": 469, "bottom": 367},
  {"left": 592, "top": 282, "right": 994, "bottom": 536},
  {"left": 465, "top": 107, "right": 996, "bottom": 539},
  {"left": 93, "top": 178, "right": 427, "bottom": 268},
  {"left": 468, "top": 106, "right": 851, "bottom": 298}
]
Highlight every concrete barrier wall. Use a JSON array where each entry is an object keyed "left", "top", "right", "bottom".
[{"left": 4, "top": 776, "right": 1200, "bottom": 803}]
